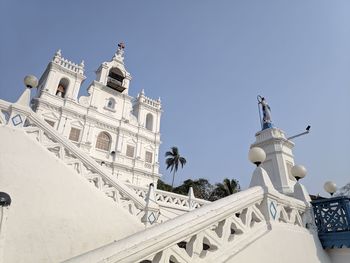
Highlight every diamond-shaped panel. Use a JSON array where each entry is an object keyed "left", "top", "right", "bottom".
[
  {"left": 270, "top": 201, "right": 277, "bottom": 220},
  {"left": 12, "top": 114, "right": 23, "bottom": 126},
  {"left": 148, "top": 212, "right": 156, "bottom": 225}
]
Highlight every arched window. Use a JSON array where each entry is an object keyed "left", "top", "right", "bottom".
[
  {"left": 107, "top": 67, "right": 126, "bottom": 93},
  {"left": 95, "top": 132, "right": 111, "bottom": 151},
  {"left": 56, "top": 78, "right": 69, "bottom": 98},
  {"left": 145, "top": 113, "right": 154, "bottom": 131},
  {"left": 107, "top": 98, "right": 116, "bottom": 109}
]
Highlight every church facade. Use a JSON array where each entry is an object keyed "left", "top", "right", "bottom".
[{"left": 31, "top": 43, "right": 162, "bottom": 187}]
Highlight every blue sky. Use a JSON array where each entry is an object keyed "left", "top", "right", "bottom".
[{"left": 1, "top": 1, "right": 349, "bottom": 195}]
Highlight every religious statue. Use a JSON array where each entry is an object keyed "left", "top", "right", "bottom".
[
  {"left": 116, "top": 42, "right": 125, "bottom": 57},
  {"left": 257, "top": 95, "right": 273, "bottom": 130}
]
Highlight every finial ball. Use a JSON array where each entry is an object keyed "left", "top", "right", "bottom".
[
  {"left": 291, "top": 165, "right": 307, "bottom": 181},
  {"left": 324, "top": 181, "right": 337, "bottom": 195},
  {"left": 248, "top": 147, "right": 266, "bottom": 166},
  {"left": 24, "top": 75, "right": 38, "bottom": 89}
]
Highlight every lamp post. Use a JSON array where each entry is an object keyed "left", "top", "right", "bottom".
[
  {"left": 248, "top": 147, "right": 275, "bottom": 189},
  {"left": 291, "top": 165, "right": 310, "bottom": 202},
  {"left": 291, "top": 165, "right": 307, "bottom": 181},
  {"left": 324, "top": 181, "right": 337, "bottom": 197},
  {"left": 248, "top": 147, "right": 266, "bottom": 167},
  {"left": 24, "top": 75, "right": 38, "bottom": 89}
]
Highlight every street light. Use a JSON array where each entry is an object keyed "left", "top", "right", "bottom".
[
  {"left": 248, "top": 147, "right": 266, "bottom": 167},
  {"left": 324, "top": 181, "right": 337, "bottom": 196},
  {"left": 24, "top": 75, "right": 38, "bottom": 89},
  {"left": 291, "top": 165, "right": 307, "bottom": 181}
]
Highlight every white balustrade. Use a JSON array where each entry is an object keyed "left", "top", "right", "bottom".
[
  {"left": 64, "top": 186, "right": 308, "bottom": 263},
  {"left": 0, "top": 99, "right": 145, "bottom": 220},
  {"left": 128, "top": 184, "right": 210, "bottom": 211}
]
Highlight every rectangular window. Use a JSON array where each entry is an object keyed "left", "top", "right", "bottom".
[
  {"left": 45, "top": 119, "right": 55, "bottom": 127},
  {"left": 69, "top": 127, "right": 81, "bottom": 142},
  {"left": 126, "top": 145, "right": 135, "bottom": 158},
  {"left": 145, "top": 151, "right": 153, "bottom": 163}
]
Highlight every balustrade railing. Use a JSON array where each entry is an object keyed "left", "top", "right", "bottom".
[
  {"left": 0, "top": 99, "right": 146, "bottom": 220},
  {"left": 312, "top": 196, "right": 350, "bottom": 248},
  {"left": 64, "top": 187, "right": 308, "bottom": 263},
  {"left": 127, "top": 184, "right": 210, "bottom": 211}
]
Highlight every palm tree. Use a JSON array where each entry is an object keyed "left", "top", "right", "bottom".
[
  {"left": 209, "top": 178, "right": 240, "bottom": 201},
  {"left": 165, "top": 146, "right": 187, "bottom": 189},
  {"left": 222, "top": 178, "right": 240, "bottom": 195}
]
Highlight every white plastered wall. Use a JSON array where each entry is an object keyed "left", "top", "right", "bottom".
[
  {"left": 225, "top": 224, "right": 331, "bottom": 263},
  {"left": 0, "top": 126, "right": 143, "bottom": 263}
]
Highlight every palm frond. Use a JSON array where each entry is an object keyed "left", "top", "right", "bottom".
[
  {"left": 165, "top": 151, "right": 175, "bottom": 157},
  {"left": 171, "top": 146, "right": 179, "bottom": 155}
]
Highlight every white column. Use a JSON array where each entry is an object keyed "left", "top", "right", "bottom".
[{"left": 251, "top": 127, "right": 296, "bottom": 194}]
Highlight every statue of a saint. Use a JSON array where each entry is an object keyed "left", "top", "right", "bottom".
[
  {"left": 258, "top": 96, "right": 273, "bottom": 130},
  {"left": 116, "top": 42, "right": 125, "bottom": 57}
]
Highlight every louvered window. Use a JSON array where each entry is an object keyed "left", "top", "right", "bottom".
[
  {"left": 145, "top": 151, "right": 153, "bottom": 163},
  {"left": 126, "top": 145, "right": 135, "bottom": 158},
  {"left": 69, "top": 128, "right": 81, "bottom": 142},
  {"left": 95, "top": 132, "right": 111, "bottom": 151}
]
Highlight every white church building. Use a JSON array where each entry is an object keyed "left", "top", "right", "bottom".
[
  {"left": 32, "top": 43, "right": 162, "bottom": 187},
  {"left": 0, "top": 44, "right": 349, "bottom": 263}
]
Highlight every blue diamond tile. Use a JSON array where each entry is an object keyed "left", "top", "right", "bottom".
[
  {"left": 270, "top": 201, "right": 277, "bottom": 220},
  {"left": 12, "top": 114, "right": 23, "bottom": 126}
]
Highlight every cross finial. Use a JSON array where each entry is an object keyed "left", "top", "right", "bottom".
[{"left": 118, "top": 42, "right": 125, "bottom": 49}]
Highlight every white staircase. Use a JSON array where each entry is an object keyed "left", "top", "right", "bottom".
[
  {"left": 63, "top": 185, "right": 317, "bottom": 263},
  {"left": 0, "top": 96, "right": 209, "bottom": 225}
]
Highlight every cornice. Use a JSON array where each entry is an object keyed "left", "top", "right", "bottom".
[{"left": 50, "top": 62, "right": 86, "bottom": 80}]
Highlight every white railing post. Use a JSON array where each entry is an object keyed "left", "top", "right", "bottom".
[
  {"left": 7, "top": 88, "right": 32, "bottom": 128},
  {"left": 188, "top": 187, "right": 195, "bottom": 210},
  {"left": 142, "top": 184, "right": 160, "bottom": 227}
]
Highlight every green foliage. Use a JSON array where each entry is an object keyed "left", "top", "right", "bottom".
[
  {"left": 209, "top": 178, "right": 241, "bottom": 201},
  {"left": 173, "top": 178, "right": 213, "bottom": 200},
  {"left": 157, "top": 177, "right": 241, "bottom": 201},
  {"left": 156, "top": 179, "right": 172, "bottom": 192}
]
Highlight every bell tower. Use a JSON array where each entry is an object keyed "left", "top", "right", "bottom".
[
  {"left": 250, "top": 96, "right": 296, "bottom": 194},
  {"left": 36, "top": 50, "right": 86, "bottom": 101},
  {"left": 95, "top": 42, "right": 131, "bottom": 95}
]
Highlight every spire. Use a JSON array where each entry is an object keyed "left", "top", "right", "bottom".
[{"left": 53, "top": 49, "right": 62, "bottom": 63}]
